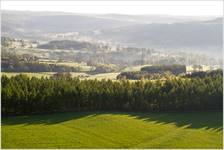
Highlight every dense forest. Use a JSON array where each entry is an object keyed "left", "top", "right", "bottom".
[{"left": 2, "top": 70, "right": 222, "bottom": 115}]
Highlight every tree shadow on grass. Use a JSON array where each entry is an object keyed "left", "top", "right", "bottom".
[
  {"left": 125, "top": 111, "right": 223, "bottom": 132},
  {"left": 2, "top": 111, "right": 98, "bottom": 126},
  {"left": 2, "top": 111, "right": 223, "bottom": 132}
]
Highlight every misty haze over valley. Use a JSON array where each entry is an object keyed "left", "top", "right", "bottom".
[
  {"left": 1, "top": 10, "right": 223, "bottom": 77},
  {"left": 2, "top": 10, "right": 222, "bottom": 58}
]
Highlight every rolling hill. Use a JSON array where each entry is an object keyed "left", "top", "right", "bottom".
[
  {"left": 95, "top": 18, "right": 222, "bottom": 57},
  {"left": 2, "top": 10, "right": 222, "bottom": 57}
]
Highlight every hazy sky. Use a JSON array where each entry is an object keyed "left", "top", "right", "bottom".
[{"left": 1, "top": 1, "right": 223, "bottom": 16}]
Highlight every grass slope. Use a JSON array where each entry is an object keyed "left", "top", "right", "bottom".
[{"left": 2, "top": 111, "right": 223, "bottom": 148}]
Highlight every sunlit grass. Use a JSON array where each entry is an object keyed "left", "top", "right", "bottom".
[{"left": 2, "top": 111, "right": 222, "bottom": 148}]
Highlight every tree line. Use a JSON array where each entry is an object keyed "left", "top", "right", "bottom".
[
  {"left": 184, "top": 69, "right": 223, "bottom": 78},
  {"left": 141, "top": 65, "right": 186, "bottom": 75},
  {"left": 117, "top": 65, "right": 186, "bottom": 80},
  {"left": 2, "top": 61, "right": 81, "bottom": 72},
  {"left": 117, "top": 71, "right": 175, "bottom": 80},
  {"left": 2, "top": 72, "right": 222, "bottom": 115}
]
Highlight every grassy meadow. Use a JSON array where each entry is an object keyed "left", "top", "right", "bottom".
[{"left": 2, "top": 111, "right": 222, "bottom": 149}]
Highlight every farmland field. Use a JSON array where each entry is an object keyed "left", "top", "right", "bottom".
[
  {"left": 122, "top": 65, "right": 151, "bottom": 72},
  {"left": 1, "top": 72, "right": 120, "bottom": 80},
  {"left": 2, "top": 111, "right": 222, "bottom": 149},
  {"left": 1, "top": 72, "right": 54, "bottom": 78}
]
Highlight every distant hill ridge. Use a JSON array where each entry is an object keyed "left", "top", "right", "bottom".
[{"left": 2, "top": 10, "right": 222, "bottom": 58}]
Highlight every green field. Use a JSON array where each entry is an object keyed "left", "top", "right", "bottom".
[{"left": 2, "top": 111, "right": 222, "bottom": 148}]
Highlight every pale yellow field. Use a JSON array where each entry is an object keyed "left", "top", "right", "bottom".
[
  {"left": 1, "top": 72, "right": 53, "bottom": 78},
  {"left": 1, "top": 72, "right": 120, "bottom": 80},
  {"left": 88, "top": 73, "right": 120, "bottom": 80},
  {"left": 122, "top": 65, "right": 151, "bottom": 72}
]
